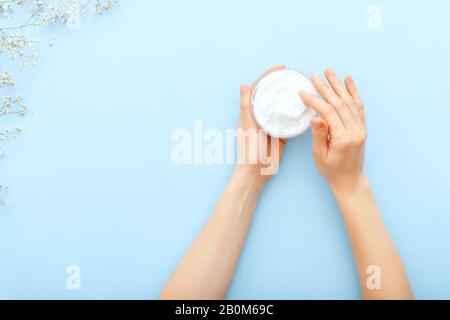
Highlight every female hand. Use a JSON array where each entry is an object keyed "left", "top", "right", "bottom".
[
  {"left": 237, "top": 65, "right": 287, "bottom": 180},
  {"left": 299, "top": 68, "right": 367, "bottom": 192},
  {"left": 301, "top": 70, "right": 413, "bottom": 300}
]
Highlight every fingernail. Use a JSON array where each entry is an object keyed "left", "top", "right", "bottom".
[
  {"left": 240, "top": 85, "right": 248, "bottom": 95},
  {"left": 325, "top": 67, "right": 334, "bottom": 75},
  {"left": 311, "top": 73, "right": 320, "bottom": 81}
]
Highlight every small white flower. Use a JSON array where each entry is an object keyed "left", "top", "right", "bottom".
[
  {"left": 1, "top": 72, "right": 15, "bottom": 87},
  {"left": 0, "top": 0, "right": 118, "bottom": 207},
  {"left": 65, "top": 1, "right": 82, "bottom": 30}
]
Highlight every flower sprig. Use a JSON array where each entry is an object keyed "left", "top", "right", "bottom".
[{"left": 0, "top": 0, "right": 117, "bottom": 206}]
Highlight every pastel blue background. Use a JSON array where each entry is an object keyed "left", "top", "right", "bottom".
[{"left": 0, "top": 0, "right": 449, "bottom": 299}]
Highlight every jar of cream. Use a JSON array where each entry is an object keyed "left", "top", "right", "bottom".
[{"left": 251, "top": 69, "right": 318, "bottom": 139}]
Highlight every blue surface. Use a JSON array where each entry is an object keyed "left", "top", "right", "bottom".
[{"left": 1, "top": 0, "right": 449, "bottom": 299}]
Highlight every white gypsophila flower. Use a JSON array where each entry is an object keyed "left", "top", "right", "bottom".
[
  {"left": 64, "top": 1, "right": 82, "bottom": 30},
  {"left": 0, "top": 0, "right": 118, "bottom": 205},
  {"left": 1, "top": 94, "right": 27, "bottom": 115},
  {"left": 1, "top": 72, "right": 15, "bottom": 87},
  {"left": 0, "top": 2, "right": 12, "bottom": 20},
  {"left": 0, "top": 32, "right": 39, "bottom": 68},
  {"left": 0, "top": 128, "right": 21, "bottom": 141}
]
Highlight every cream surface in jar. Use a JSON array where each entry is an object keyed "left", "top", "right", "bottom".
[{"left": 251, "top": 69, "right": 318, "bottom": 138}]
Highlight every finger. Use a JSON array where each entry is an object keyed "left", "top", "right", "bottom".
[
  {"left": 299, "top": 91, "right": 345, "bottom": 135},
  {"left": 263, "top": 136, "right": 285, "bottom": 176},
  {"left": 338, "top": 76, "right": 363, "bottom": 128},
  {"left": 240, "top": 84, "right": 253, "bottom": 122},
  {"left": 240, "top": 84, "right": 251, "bottom": 111},
  {"left": 251, "top": 64, "right": 285, "bottom": 90},
  {"left": 325, "top": 68, "right": 353, "bottom": 104},
  {"left": 311, "top": 73, "right": 342, "bottom": 107},
  {"left": 310, "top": 117, "right": 329, "bottom": 159},
  {"left": 345, "top": 75, "right": 365, "bottom": 112},
  {"left": 314, "top": 72, "right": 356, "bottom": 131}
]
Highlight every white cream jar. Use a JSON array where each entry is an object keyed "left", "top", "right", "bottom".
[{"left": 251, "top": 69, "right": 318, "bottom": 139}]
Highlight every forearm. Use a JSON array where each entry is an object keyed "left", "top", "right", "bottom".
[
  {"left": 160, "top": 167, "right": 265, "bottom": 300},
  {"left": 332, "top": 175, "right": 413, "bottom": 300}
]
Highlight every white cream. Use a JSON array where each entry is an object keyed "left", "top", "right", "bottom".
[{"left": 251, "top": 69, "right": 318, "bottom": 138}]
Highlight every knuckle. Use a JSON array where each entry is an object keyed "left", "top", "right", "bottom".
[
  {"left": 359, "top": 110, "right": 366, "bottom": 121},
  {"left": 354, "top": 134, "right": 366, "bottom": 146},
  {"left": 337, "top": 132, "right": 367, "bottom": 150},
  {"left": 332, "top": 131, "right": 344, "bottom": 140},
  {"left": 324, "top": 104, "right": 334, "bottom": 115},
  {"left": 344, "top": 98, "right": 354, "bottom": 105},
  {"left": 337, "top": 137, "right": 352, "bottom": 150},
  {"left": 334, "top": 100, "right": 345, "bottom": 109},
  {"left": 241, "top": 103, "right": 249, "bottom": 110},
  {"left": 240, "top": 100, "right": 250, "bottom": 110}
]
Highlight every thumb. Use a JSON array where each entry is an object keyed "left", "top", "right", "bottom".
[
  {"left": 240, "top": 84, "right": 252, "bottom": 118},
  {"left": 310, "top": 117, "right": 329, "bottom": 158}
]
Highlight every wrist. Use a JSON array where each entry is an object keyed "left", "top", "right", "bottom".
[
  {"left": 330, "top": 174, "right": 379, "bottom": 222},
  {"left": 233, "top": 165, "right": 267, "bottom": 188},
  {"left": 329, "top": 173, "right": 371, "bottom": 199}
]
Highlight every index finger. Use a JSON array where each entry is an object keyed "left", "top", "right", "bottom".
[{"left": 299, "top": 91, "right": 345, "bottom": 135}]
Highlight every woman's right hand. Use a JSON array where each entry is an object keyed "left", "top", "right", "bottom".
[{"left": 299, "top": 68, "right": 368, "bottom": 193}]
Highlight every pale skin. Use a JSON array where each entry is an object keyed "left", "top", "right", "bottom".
[{"left": 160, "top": 66, "right": 413, "bottom": 300}]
